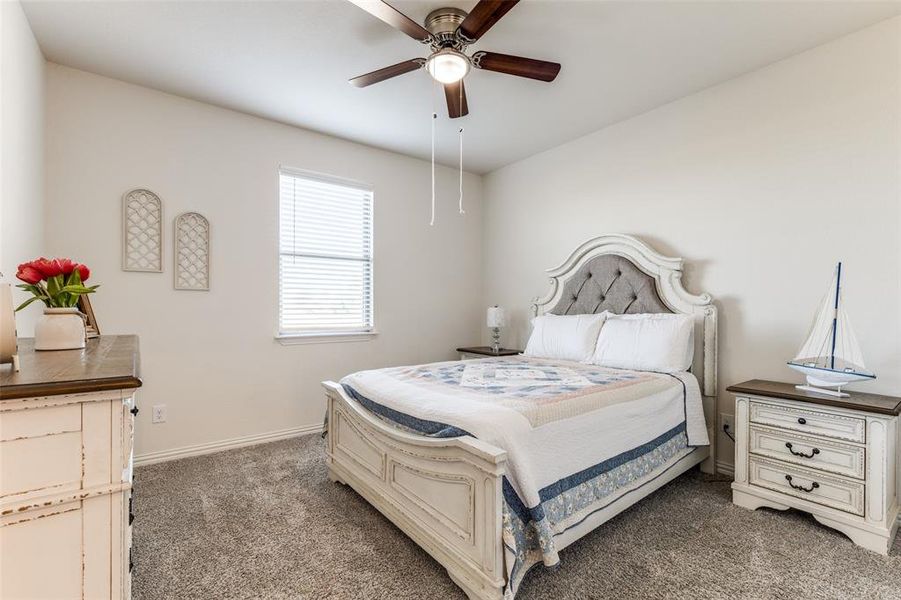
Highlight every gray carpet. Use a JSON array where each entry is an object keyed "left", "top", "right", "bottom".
[{"left": 132, "top": 434, "right": 901, "bottom": 600}]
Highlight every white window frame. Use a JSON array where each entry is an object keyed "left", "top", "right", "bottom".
[{"left": 275, "top": 166, "right": 376, "bottom": 345}]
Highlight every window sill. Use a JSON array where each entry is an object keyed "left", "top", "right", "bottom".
[{"left": 275, "top": 331, "right": 378, "bottom": 345}]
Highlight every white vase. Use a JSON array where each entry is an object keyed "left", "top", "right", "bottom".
[{"left": 34, "top": 307, "right": 86, "bottom": 351}]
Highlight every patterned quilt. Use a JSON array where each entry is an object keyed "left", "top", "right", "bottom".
[
  {"left": 338, "top": 356, "right": 707, "bottom": 598},
  {"left": 399, "top": 359, "right": 676, "bottom": 426}
]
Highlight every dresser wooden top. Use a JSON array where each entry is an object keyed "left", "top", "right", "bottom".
[
  {"left": 0, "top": 335, "right": 142, "bottom": 400},
  {"left": 727, "top": 379, "right": 901, "bottom": 416}
]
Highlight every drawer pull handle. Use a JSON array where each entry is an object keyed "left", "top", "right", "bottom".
[
  {"left": 785, "top": 474, "right": 819, "bottom": 493},
  {"left": 130, "top": 406, "right": 139, "bottom": 416},
  {"left": 797, "top": 417, "right": 807, "bottom": 425},
  {"left": 785, "top": 442, "right": 820, "bottom": 458}
]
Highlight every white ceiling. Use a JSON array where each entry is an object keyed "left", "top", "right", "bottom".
[{"left": 22, "top": 1, "right": 901, "bottom": 174}]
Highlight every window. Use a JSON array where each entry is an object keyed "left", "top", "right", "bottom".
[{"left": 278, "top": 167, "right": 373, "bottom": 339}]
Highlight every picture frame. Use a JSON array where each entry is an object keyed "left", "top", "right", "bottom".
[{"left": 78, "top": 295, "right": 100, "bottom": 339}]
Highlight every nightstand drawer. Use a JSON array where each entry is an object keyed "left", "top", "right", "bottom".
[
  {"left": 749, "top": 425, "right": 865, "bottom": 479},
  {"left": 749, "top": 457, "right": 865, "bottom": 516},
  {"left": 749, "top": 401, "right": 865, "bottom": 443}
]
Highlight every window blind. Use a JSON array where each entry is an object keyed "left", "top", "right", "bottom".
[{"left": 278, "top": 168, "right": 373, "bottom": 335}]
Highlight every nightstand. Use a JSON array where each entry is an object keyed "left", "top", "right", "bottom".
[
  {"left": 455, "top": 346, "right": 522, "bottom": 360},
  {"left": 728, "top": 379, "right": 901, "bottom": 555}
]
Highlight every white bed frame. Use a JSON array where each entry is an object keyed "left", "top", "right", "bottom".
[{"left": 322, "top": 234, "right": 717, "bottom": 600}]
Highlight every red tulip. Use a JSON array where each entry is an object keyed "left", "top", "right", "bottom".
[
  {"left": 16, "top": 264, "right": 43, "bottom": 285},
  {"left": 32, "top": 257, "right": 62, "bottom": 278},
  {"left": 56, "top": 258, "right": 76, "bottom": 275},
  {"left": 75, "top": 263, "right": 90, "bottom": 282}
]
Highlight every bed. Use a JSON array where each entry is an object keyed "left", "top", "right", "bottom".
[{"left": 322, "top": 234, "right": 717, "bottom": 599}]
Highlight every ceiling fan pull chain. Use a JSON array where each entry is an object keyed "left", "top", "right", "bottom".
[
  {"left": 458, "top": 127, "right": 465, "bottom": 215},
  {"left": 430, "top": 110, "right": 437, "bottom": 227},
  {"left": 429, "top": 77, "right": 438, "bottom": 226}
]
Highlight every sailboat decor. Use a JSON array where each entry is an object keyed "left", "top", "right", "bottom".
[{"left": 787, "top": 262, "right": 875, "bottom": 397}]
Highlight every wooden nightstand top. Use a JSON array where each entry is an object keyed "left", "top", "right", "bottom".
[
  {"left": 456, "top": 346, "right": 521, "bottom": 357},
  {"left": 726, "top": 379, "right": 901, "bottom": 416}
]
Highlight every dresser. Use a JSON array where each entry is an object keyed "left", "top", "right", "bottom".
[
  {"left": 1, "top": 336, "right": 141, "bottom": 599},
  {"left": 729, "top": 379, "right": 900, "bottom": 555}
]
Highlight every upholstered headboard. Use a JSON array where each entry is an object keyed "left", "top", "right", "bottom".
[
  {"left": 533, "top": 233, "right": 717, "bottom": 398},
  {"left": 549, "top": 254, "right": 672, "bottom": 315}
]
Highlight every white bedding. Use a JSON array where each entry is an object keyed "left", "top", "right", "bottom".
[{"left": 341, "top": 356, "right": 707, "bottom": 524}]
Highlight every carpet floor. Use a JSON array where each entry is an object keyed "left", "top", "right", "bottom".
[{"left": 132, "top": 434, "right": 901, "bottom": 600}]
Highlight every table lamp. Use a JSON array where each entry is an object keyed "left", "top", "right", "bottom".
[{"left": 486, "top": 306, "right": 506, "bottom": 354}]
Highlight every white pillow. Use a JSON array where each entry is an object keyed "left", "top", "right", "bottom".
[
  {"left": 588, "top": 313, "right": 694, "bottom": 372},
  {"left": 524, "top": 313, "right": 608, "bottom": 362}
]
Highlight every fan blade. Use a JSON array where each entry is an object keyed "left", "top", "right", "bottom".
[
  {"left": 349, "top": 59, "right": 424, "bottom": 88},
  {"left": 456, "top": 0, "right": 519, "bottom": 42},
  {"left": 347, "top": 0, "right": 433, "bottom": 43},
  {"left": 472, "top": 51, "right": 560, "bottom": 82},
  {"left": 444, "top": 80, "right": 469, "bottom": 119}
]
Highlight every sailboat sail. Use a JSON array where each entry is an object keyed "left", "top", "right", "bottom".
[
  {"left": 793, "top": 278, "right": 837, "bottom": 366},
  {"left": 790, "top": 264, "right": 871, "bottom": 376},
  {"left": 836, "top": 306, "right": 866, "bottom": 372}
]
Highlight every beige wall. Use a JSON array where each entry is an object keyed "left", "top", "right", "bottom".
[
  {"left": 1, "top": 0, "right": 45, "bottom": 336},
  {"left": 44, "top": 65, "right": 484, "bottom": 457},
  {"left": 482, "top": 18, "right": 901, "bottom": 468}
]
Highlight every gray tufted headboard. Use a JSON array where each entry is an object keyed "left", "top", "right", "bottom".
[{"left": 549, "top": 254, "right": 671, "bottom": 316}]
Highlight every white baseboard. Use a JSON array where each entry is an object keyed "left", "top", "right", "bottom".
[
  {"left": 134, "top": 423, "right": 323, "bottom": 467},
  {"left": 715, "top": 460, "right": 734, "bottom": 479}
]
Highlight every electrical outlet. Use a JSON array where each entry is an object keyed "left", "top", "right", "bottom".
[
  {"left": 720, "top": 413, "right": 735, "bottom": 442},
  {"left": 152, "top": 404, "right": 167, "bottom": 424}
]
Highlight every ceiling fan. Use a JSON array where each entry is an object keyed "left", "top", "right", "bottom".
[{"left": 347, "top": 0, "right": 561, "bottom": 118}]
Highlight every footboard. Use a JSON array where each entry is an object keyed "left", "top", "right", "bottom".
[{"left": 322, "top": 381, "right": 507, "bottom": 600}]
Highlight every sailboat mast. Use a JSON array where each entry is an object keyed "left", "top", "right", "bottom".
[{"left": 829, "top": 262, "right": 842, "bottom": 370}]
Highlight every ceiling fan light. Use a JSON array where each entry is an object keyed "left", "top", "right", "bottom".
[{"left": 426, "top": 50, "right": 470, "bottom": 84}]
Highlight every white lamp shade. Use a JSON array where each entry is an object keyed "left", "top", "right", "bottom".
[{"left": 487, "top": 306, "right": 506, "bottom": 328}]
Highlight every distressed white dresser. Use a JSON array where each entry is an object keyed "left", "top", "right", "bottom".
[
  {"left": 730, "top": 379, "right": 900, "bottom": 554},
  {"left": 1, "top": 336, "right": 141, "bottom": 599}
]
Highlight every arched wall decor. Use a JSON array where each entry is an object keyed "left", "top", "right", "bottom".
[
  {"left": 174, "top": 212, "right": 210, "bottom": 291},
  {"left": 122, "top": 189, "right": 163, "bottom": 272}
]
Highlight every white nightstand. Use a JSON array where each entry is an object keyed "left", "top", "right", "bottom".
[{"left": 729, "top": 379, "right": 900, "bottom": 555}]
